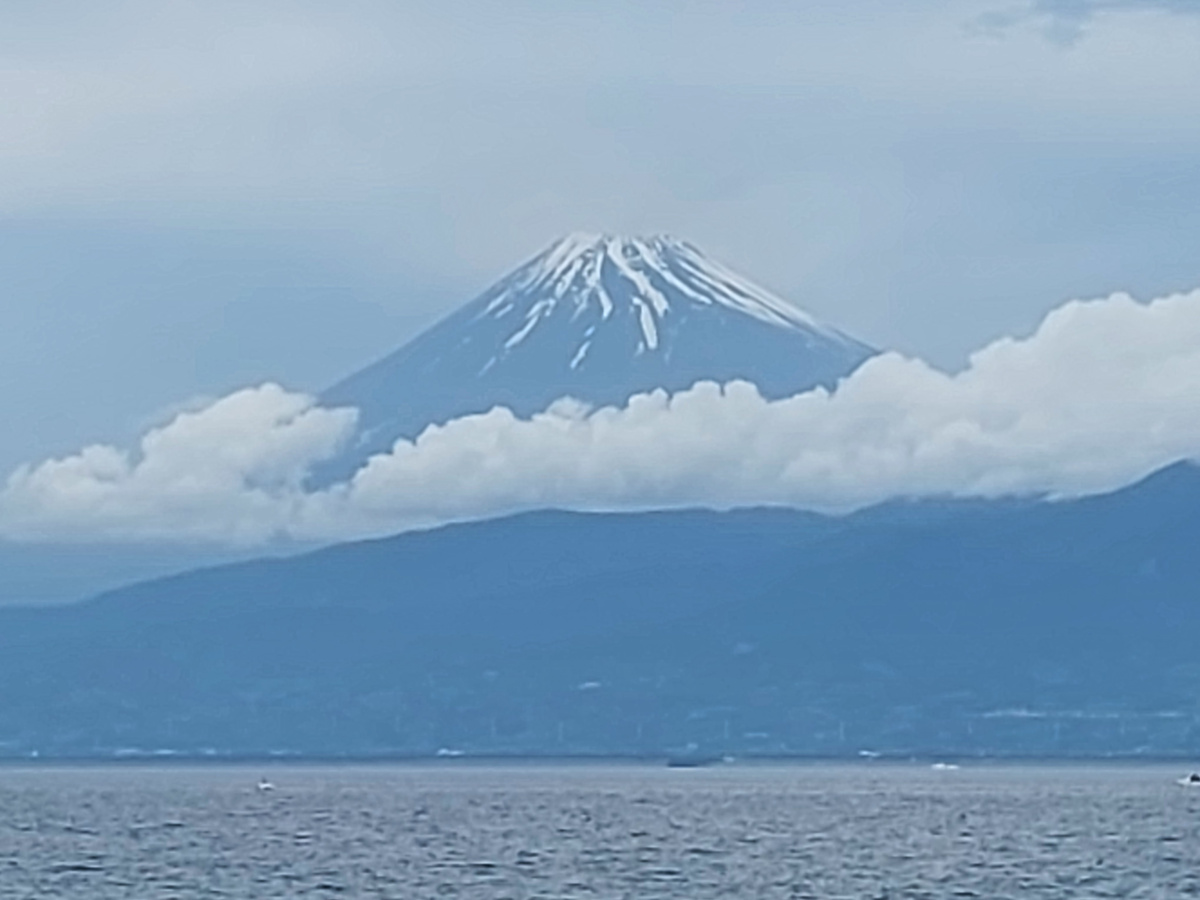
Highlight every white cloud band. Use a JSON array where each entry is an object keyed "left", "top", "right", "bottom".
[
  {"left": 0, "top": 384, "right": 356, "bottom": 544},
  {"left": 5, "top": 287, "right": 1200, "bottom": 545}
]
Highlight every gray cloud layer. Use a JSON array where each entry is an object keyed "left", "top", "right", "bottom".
[
  {"left": 5, "top": 2, "right": 1200, "bottom": 294},
  {"left": 5, "top": 285, "right": 1200, "bottom": 545},
  {"left": 980, "top": 0, "right": 1200, "bottom": 41}
]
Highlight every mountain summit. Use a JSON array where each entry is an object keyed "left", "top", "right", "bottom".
[{"left": 323, "top": 233, "right": 874, "bottom": 470}]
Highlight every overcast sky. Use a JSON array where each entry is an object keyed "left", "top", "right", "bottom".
[{"left": 4, "top": 0, "right": 1200, "bottom": 479}]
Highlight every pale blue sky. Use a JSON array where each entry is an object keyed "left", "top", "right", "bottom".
[{"left": 4, "top": 0, "right": 1200, "bottom": 475}]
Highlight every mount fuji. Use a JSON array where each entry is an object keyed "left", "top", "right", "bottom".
[{"left": 322, "top": 234, "right": 874, "bottom": 472}]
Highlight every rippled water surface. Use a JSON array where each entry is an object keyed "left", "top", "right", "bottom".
[{"left": 2, "top": 764, "right": 1199, "bottom": 898}]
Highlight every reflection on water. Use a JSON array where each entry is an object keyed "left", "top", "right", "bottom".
[{"left": 1, "top": 764, "right": 1198, "bottom": 898}]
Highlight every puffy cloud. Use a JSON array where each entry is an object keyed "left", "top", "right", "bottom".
[
  {"left": 5, "top": 288, "right": 1200, "bottom": 545},
  {"left": 0, "top": 384, "right": 356, "bottom": 544},
  {"left": 301, "top": 287, "right": 1200, "bottom": 539}
]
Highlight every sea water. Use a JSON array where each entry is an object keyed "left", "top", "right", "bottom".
[{"left": 1, "top": 764, "right": 1197, "bottom": 898}]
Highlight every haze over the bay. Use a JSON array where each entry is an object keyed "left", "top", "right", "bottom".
[{"left": 4, "top": 1, "right": 1200, "bottom": 480}]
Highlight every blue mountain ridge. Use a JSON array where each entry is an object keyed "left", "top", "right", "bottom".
[{"left": 1, "top": 462, "right": 1197, "bottom": 759}]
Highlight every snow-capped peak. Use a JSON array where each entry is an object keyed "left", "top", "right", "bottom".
[
  {"left": 477, "top": 233, "right": 841, "bottom": 355},
  {"left": 321, "top": 232, "right": 875, "bottom": 475}
]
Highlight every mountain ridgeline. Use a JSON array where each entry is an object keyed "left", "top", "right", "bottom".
[
  {"left": 321, "top": 234, "right": 874, "bottom": 475},
  {"left": 2, "top": 463, "right": 1200, "bottom": 759}
]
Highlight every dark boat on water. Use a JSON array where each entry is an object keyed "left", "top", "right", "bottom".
[{"left": 666, "top": 755, "right": 724, "bottom": 769}]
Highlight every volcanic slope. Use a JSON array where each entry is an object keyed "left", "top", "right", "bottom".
[{"left": 322, "top": 234, "right": 874, "bottom": 471}]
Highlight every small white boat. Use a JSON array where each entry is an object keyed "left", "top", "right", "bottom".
[
  {"left": 256, "top": 778, "right": 275, "bottom": 792},
  {"left": 1175, "top": 773, "right": 1200, "bottom": 787}
]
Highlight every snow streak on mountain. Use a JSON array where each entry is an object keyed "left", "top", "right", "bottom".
[
  {"left": 478, "top": 233, "right": 849, "bottom": 357},
  {"left": 322, "top": 233, "right": 875, "bottom": 474}
]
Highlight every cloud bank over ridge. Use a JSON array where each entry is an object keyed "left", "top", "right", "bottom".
[{"left": 5, "top": 285, "right": 1200, "bottom": 545}]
